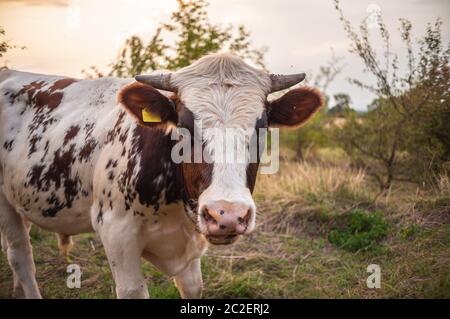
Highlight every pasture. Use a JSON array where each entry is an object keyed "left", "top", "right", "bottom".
[{"left": 1, "top": 148, "right": 447, "bottom": 298}]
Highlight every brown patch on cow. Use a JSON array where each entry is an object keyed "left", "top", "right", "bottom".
[
  {"left": 176, "top": 104, "right": 213, "bottom": 202},
  {"left": 43, "top": 146, "right": 77, "bottom": 188},
  {"left": 84, "top": 122, "right": 95, "bottom": 137},
  {"left": 30, "top": 78, "right": 78, "bottom": 113},
  {"left": 246, "top": 112, "right": 267, "bottom": 192},
  {"left": 42, "top": 140, "right": 50, "bottom": 159},
  {"left": 11, "top": 78, "right": 77, "bottom": 114},
  {"left": 78, "top": 139, "right": 97, "bottom": 162},
  {"left": 118, "top": 128, "right": 129, "bottom": 144},
  {"left": 105, "top": 159, "right": 118, "bottom": 169},
  {"left": 27, "top": 165, "right": 45, "bottom": 190},
  {"left": 117, "top": 125, "right": 184, "bottom": 211},
  {"left": 48, "top": 78, "right": 78, "bottom": 92},
  {"left": 97, "top": 201, "right": 104, "bottom": 224},
  {"left": 9, "top": 78, "right": 78, "bottom": 159},
  {"left": 181, "top": 162, "right": 213, "bottom": 201},
  {"left": 246, "top": 163, "right": 259, "bottom": 193},
  {"left": 64, "top": 125, "right": 80, "bottom": 146},
  {"left": 3, "top": 139, "right": 14, "bottom": 151},
  {"left": 105, "top": 159, "right": 114, "bottom": 169},
  {"left": 10, "top": 81, "right": 46, "bottom": 104},
  {"left": 26, "top": 145, "right": 81, "bottom": 217},
  {"left": 28, "top": 135, "right": 42, "bottom": 156},
  {"left": 106, "top": 111, "right": 126, "bottom": 143}
]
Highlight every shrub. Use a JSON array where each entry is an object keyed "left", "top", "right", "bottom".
[{"left": 328, "top": 209, "right": 389, "bottom": 252}]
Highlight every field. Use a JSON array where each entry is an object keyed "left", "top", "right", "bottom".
[{"left": 0, "top": 148, "right": 448, "bottom": 298}]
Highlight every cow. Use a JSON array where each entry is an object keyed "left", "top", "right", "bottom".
[{"left": 0, "top": 53, "right": 322, "bottom": 298}]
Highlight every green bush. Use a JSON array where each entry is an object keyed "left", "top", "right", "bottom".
[{"left": 328, "top": 209, "right": 389, "bottom": 252}]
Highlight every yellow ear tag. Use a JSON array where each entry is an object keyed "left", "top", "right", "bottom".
[{"left": 141, "top": 108, "right": 161, "bottom": 123}]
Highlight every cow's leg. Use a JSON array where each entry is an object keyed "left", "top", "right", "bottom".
[
  {"left": 102, "top": 234, "right": 148, "bottom": 299},
  {"left": 0, "top": 194, "right": 41, "bottom": 299},
  {"left": 1, "top": 232, "right": 7, "bottom": 253},
  {"left": 95, "top": 212, "right": 148, "bottom": 299},
  {"left": 12, "top": 218, "right": 32, "bottom": 298},
  {"left": 173, "top": 258, "right": 203, "bottom": 299},
  {"left": 56, "top": 234, "right": 73, "bottom": 257},
  {"left": 0, "top": 218, "right": 29, "bottom": 254}
]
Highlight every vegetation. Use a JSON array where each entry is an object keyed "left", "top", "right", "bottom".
[
  {"left": 83, "top": 0, "right": 266, "bottom": 78},
  {"left": 328, "top": 209, "right": 389, "bottom": 252},
  {"left": 0, "top": 27, "right": 13, "bottom": 59},
  {"left": 1, "top": 150, "right": 448, "bottom": 298},
  {"left": 0, "top": 26, "right": 24, "bottom": 64},
  {"left": 332, "top": 0, "right": 450, "bottom": 191}
]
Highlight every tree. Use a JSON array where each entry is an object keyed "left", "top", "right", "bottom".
[
  {"left": 292, "top": 52, "right": 344, "bottom": 160},
  {"left": 0, "top": 26, "right": 25, "bottom": 64},
  {"left": 334, "top": 0, "right": 450, "bottom": 191},
  {"left": 84, "top": 0, "right": 266, "bottom": 78},
  {"left": 329, "top": 93, "right": 352, "bottom": 116}
]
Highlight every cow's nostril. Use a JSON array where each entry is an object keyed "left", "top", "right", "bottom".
[
  {"left": 202, "top": 207, "right": 217, "bottom": 224},
  {"left": 219, "top": 210, "right": 225, "bottom": 215},
  {"left": 219, "top": 224, "right": 226, "bottom": 229},
  {"left": 238, "top": 209, "right": 252, "bottom": 225}
]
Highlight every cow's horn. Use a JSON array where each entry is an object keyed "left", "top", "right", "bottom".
[
  {"left": 269, "top": 73, "right": 306, "bottom": 92},
  {"left": 135, "top": 73, "right": 176, "bottom": 92}
]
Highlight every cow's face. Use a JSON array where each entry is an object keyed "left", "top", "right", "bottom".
[{"left": 118, "top": 53, "right": 323, "bottom": 245}]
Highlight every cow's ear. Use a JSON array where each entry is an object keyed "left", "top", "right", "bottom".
[
  {"left": 118, "top": 82, "right": 177, "bottom": 128},
  {"left": 267, "top": 87, "right": 323, "bottom": 127}
]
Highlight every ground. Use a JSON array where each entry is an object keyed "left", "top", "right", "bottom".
[{"left": 0, "top": 149, "right": 449, "bottom": 298}]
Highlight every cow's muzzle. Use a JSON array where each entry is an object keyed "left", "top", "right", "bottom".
[{"left": 200, "top": 200, "right": 254, "bottom": 244}]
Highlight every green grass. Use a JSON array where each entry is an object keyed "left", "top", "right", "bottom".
[
  {"left": 0, "top": 155, "right": 449, "bottom": 298},
  {"left": 328, "top": 209, "right": 389, "bottom": 252}
]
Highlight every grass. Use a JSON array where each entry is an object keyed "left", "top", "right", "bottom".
[
  {"left": 0, "top": 149, "right": 449, "bottom": 298},
  {"left": 328, "top": 209, "right": 389, "bottom": 252}
]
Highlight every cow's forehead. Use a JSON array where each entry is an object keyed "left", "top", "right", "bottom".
[{"left": 171, "top": 53, "right": 271, "bottom": 129}]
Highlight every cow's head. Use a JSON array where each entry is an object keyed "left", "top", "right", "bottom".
[{"left": 118, "top": 53, "right": 323, "bottom": 245}]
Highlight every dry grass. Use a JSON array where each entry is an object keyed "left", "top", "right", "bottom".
[{"left": 255, "top": 161, "right": 369, "bottom": 202}]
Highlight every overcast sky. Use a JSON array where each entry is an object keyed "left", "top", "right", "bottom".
[{"left": 1, "top": 0, "right": 449, "bottom": 110}]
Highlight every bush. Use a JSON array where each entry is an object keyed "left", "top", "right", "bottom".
[
  {"left": 328, "top": 209, "right": 389, "bottom": 252},
  {"left": 334, "top": 0, "right": 450, "bottom": 190}
]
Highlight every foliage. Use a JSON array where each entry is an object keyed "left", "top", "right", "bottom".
[
  {"left": 84, "top": 0, "right": 266, "bottom": 78},
  {"left": 329, "top": 93, "right": 353, "bottom": 116},
  {"left": 334, "top": 0, "right": 450, "bottom": 190},
  {"left": 0, "top": 27, "right": 9, "bottom": 58},
  {"left": 289, "top": 111, "right": 331, "bottom": 160},
  {"left": 288, "top": 53, "right": 344, "bottom": 160},
  {"left": 328, "top": 209, "right": 389, "bottom": 252},
  {"left": 3, "top": 155, "right": 448, "bottom": 298},
  {"left": 0, "top": 26, "right": 25, "bottom": 62}
]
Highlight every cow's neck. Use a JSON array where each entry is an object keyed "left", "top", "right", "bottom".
[{"left": 128, "top": 125, "right": 187, "bottom": 212}]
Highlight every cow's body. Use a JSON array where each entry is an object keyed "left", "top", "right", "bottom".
[
  {"left": 0, "top": 53, "right": 322, "bottom": 298},
  {"left": 0, "top": 70, "right": 206, "bottom": 298}
]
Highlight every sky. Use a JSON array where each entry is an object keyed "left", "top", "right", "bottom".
[{"left": 0, "top": 0, "right": 449, "bottom": 110}]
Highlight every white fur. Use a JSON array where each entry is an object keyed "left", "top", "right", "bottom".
[{"left": 172, "top": 53, "right": 270, "bottom": 232}]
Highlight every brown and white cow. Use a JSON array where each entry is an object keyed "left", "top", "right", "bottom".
[{"left": 0, "top": 53, "right": 322, "bottom": 298}]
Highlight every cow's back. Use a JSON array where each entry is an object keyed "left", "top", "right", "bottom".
[{"left": 0, "top": 69, "right": 133, "bottom": 234}]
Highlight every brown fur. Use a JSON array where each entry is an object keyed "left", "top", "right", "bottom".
[
  {"left": 117, "top": 82, "right": 178, "bottom": 129},
  {"left": 267, "top": 86, "right": 324, "bottom": 128}
]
